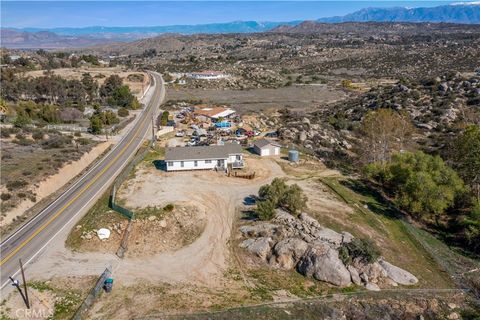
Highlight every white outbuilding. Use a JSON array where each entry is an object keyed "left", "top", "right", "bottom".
[{"left": 253, "top": 139, "right": 281, "bottom": 157}]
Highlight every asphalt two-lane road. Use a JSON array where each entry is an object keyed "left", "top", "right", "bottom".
[{"left": 0, "top": 71, "right": 165, "bottom": 293}]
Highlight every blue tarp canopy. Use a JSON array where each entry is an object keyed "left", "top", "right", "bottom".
[{"left": 215, "top": 121, "right": 231, "bottom": 128}]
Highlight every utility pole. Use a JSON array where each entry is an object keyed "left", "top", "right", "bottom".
[
  {"left": 9, "top": 259, "right": 30, "bottom": 309},
  {"left": 151, "top": 114, "right": 156, "bottom": 147},
  {"left": 19, "top": 259, "right": 30, "bottom": 309}
]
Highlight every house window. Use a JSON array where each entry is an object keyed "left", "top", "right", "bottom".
[
  {"left": 205, "top": 160, "right": 212, "bottom": 164},
  {"left": 236, "top": 155, "right": 242, "bottom": 160},
  {"left": 167, "top": 161, "right": 173, "bottom": 167},
  {"left": 194, "top": 160, "right": 198, "bottom": 167},
  {"left": 180, "top": 161, "right": 184, "bottom": 168}
]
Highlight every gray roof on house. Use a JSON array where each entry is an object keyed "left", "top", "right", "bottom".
[
  {"left": 253, "top": 139, "right": 281, "bottom": 149},
  {"left": 165, "top": 143, "right": 243, "bottom": 161}
]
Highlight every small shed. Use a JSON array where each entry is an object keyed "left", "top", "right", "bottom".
[{"left": 253, "top": 139, "right": 281, "bottom": 157}]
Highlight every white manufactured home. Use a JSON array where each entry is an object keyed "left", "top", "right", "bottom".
[
  {"left": 165, "top": 143, "right": 244, "bottom": 171},
  {"left": 253, "top": 139, "right": 281, "bottom": 156}
]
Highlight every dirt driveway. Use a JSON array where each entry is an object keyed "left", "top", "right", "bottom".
[
  {"left": 114, "top": 156, "right": 284, "bottom": 286},
  {"left": 25, "top": 156, "right": 284, "bottom": 287}
]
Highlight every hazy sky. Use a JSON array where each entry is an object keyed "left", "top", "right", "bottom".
[{"left": 1, "top": 1, "right": 467, "bottom": 28}]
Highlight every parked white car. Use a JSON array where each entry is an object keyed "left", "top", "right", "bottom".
[{"left": 175, "top": 130, "right": 185, "bottom": 137}]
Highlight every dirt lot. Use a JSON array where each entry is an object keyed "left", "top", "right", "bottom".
[
  {"left": 167, "top": 85, "right": 347, "bottom": 114},
  {"left": 68, "top": 203, "right": 206, "bottom": 259},
  {"left": 2, "top": 152, "right": 463, "bottom": 319},
  {"left": 24, "top": 67, "right": 149, "bottom": 97}
]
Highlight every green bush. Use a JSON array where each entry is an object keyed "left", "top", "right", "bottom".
[
  {"left": 279, "top": 184, "right": 308, "bottom": 216},
  {"left": 32, "top": 130, "right": 46, "bottom": 140},
  {"left": 257, "top": 178, "right": 308, "bottom": 217},
  {"left": 163, "top": 203, "right": 174, "bottom": 212},
  {"left": 256, "top": 200, "right": 276, "bottom": 221},
  {"left": 364, "top": 151, "right": 465, "bottom": 221},
  {"left": 6, "top": 180, "right": 28, "bottom": 191},
  {"left": 160, "top": 111, "right": 169, "bottom": 126},
  {"left": 1, "top": 193, "right": 11, "bottom": 201},
  {"left": 118, "top": 107, "right": 129, "bottom": 117},
  {"left": 13, "top": 115, "right": 31, "bottom": 128},
  {"left": 259, "top": 178, "right": 288, "bottom": 205},
  {"left": 340, "top": 238, "right": 380, "bottom": 265}
]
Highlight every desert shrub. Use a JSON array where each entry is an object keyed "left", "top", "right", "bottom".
[
  {"left": 259, "top": 178, "right": 288, "bottom": 204},
  {"left": 279, "top": 184, "right": 308, "bottom": 216},
  {"left": 1, "top": 193, "right": 11, "bottom": 201},
  {"left": 32, "top": 131, "right": 45, "bottom": 140},
  {"left": 13, "top": 138, "right": 34, "bottom": 146},
  {"left": 1, "top": 128, "right": 13, "bottom": 138},
  {"left": 42, "top": 135, "right": 72, "bottom": 149},
  {"left": 13, "top": 115, "right": 32, "bottom": 128},
  {"left": 74, "top": 132, "right": 82, "bottom": 137},
  {"left": 163, "top": 203, "right": 174, "bottom": 212},
  {"left": 256, "top": 200, "right": 276, "bottom": 221},
  {"left": 17, "top": 192, "right": 27, "bottom": 198},
  {"left": 75, "top": 137, "right": 92, "bottom": 145},
  {"left": 340, "top": 238, "right": 380, "bottom": 265},
  {"left": 118, "top": 107, "right": 129, "bottom": 117},
  {"left": 258, "top": 178, "right": 307, "bottom": 216},
  {"left": 6, "top": 179, "right": 28, "bottom": 191}
]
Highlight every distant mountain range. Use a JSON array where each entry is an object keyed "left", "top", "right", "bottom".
[
  {"left": 270, "top": 20, "right": 480, "bottom": 34},
  {"left": 1, "top": 3, "right": 479, "bottom": 49},
  {"left": 317, "top": 3, "right": 480, "bottom": 24},
  {"left": 0, "top": 29, "right": 120, "bottom": 49},
  {"left": 14, "top": 21, "right": 299, "bottom": 37}
]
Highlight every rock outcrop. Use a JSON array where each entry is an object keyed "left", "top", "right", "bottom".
[
  {"left": 239, "top": 209, "right": 418, "bottom": 290},
  {"left": 378, "top": 259, "right": 418, "bottom": 285},
  {"left": 297, "top": 243, "right": 352, "bottom": 286}
]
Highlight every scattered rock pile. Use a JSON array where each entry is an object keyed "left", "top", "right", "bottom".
[{"left": 239, "top": 210, "right": 418, "bottom": 290}]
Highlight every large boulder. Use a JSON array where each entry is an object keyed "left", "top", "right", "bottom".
[
  {"left": 239, "top": 224, "right": 281, "bottom": 238},
  {"left": 298, "top": 131, "right": 307, "bottom": 142},
  {"left": 271, "top": 238, "right": 309, "bottom": 270},
  {"left": 299, "top": 212, "right": 321, "bottom": 228},
  {"left": 347, "top": 265, "right": 362, "bottom": 286},
  {"left": 313, "top": 228, "right": 344, "bottom": 247},
  {"left": 378, "top": 260, "right": 418, "bottom": 285},
  {"left": 297, "top": 243, "right": 351, "bottom": 287},
  {"left": 356, "top": 262, "right": 388, "bottom": 284},
  {"left": 240, "top": 237, "right": 273, "bottom": 260},
  {"left": 365, "top": 282, "right": 381, "bottom": 291}
]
